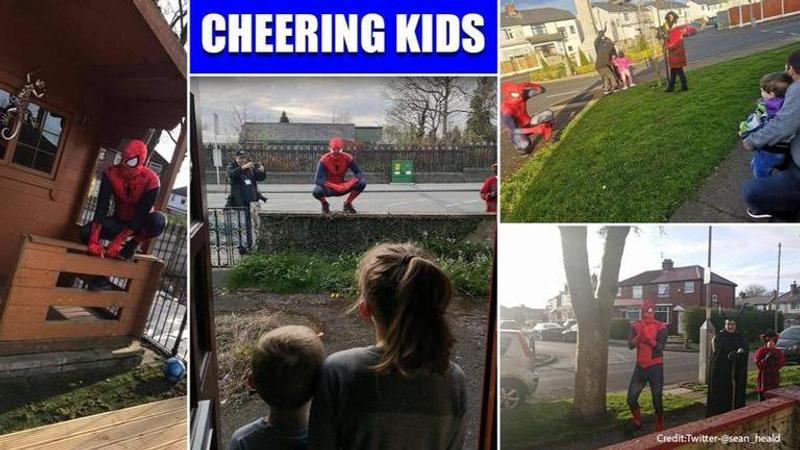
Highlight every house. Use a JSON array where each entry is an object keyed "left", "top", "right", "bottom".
[
  {"left": 591, "top": 2, "right": 644, "bottom": 44},
  {"left": 545, "top": 285, "right": 575, "bottom": 322},
  {"left": 736, "top": 292, "right": 776, "bottom": 311},
  {"left": 168, "top": 186, "right": 187, "bottom": 214},
  {"left": 615, "top": 259, "right": 737, "bottom": 334},
  {"left": 644, "top": 1, "right": 691, "bottom": 26},
  {"left": 686, "top": 0, "right": 731, "bottom": 21},
  {"left": 776, "top": 282, "right": 800, "bottom": 325},
  {"left": 500, "top": 4, "right": 583, "bottom": 74}
]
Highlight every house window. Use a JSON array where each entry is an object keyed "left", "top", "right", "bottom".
[
  {"left": 532, "top": 25, "right": 547, "bottom": 35},
  {"left": 623, "top": 13, "right": 629, "bottom": 21},
  {"left": 633, "top": 285, "right": 643, "bottom": 299},
  {"left": 570, "top": 25, "right": 576, "bottom": 34},
  {"left": 0, "top": 86, "right": 65, "bottom": 176},
  {"left": 655, "top": 306, "right": 670, "bottom": 323},
  {"left": 624, "top": 309, "right": 641, "bottom": 320},
  {"left": 658, "top": 284, "right": 670, "bottom": 297},
  {"left": 684, "top": 281, "right": 695, "bottom": 293},
  {"left": 503, "top": 28, "right": 514, "bottom": 40},
  {"left": 568, "top": 46, "right": 573, "bottom": 52}
]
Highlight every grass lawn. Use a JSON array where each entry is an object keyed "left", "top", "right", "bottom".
[
  {"left": 502, "top": 44, "right": 798, "bottom": 222},
  {"left": 0, "top": 362, "right": 186, "bottom": 434},
  {"left": 503, "top": 364, "right": 800, "bottom": 448},
  {"left": 501, "top": 391, "right": 701, "bottom": 449}
]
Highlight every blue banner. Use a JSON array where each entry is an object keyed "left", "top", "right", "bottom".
[{"left": 190, "top": 0, "right": 497, "bottom": 74}]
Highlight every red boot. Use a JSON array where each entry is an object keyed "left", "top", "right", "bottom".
[
  {"left": 630, "top": 407, "right": 642, "bottom": 428},
  {"left": 654, "top": 413, "right": 664, "bottom": 432}
]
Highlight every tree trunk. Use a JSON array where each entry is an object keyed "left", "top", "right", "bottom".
[{"left": 560, "top": 226, "right": 630, "bottom": 421}]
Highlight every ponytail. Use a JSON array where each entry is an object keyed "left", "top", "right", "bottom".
[{"left": 355, "top": 243, "right": 454, "bottom": 375}]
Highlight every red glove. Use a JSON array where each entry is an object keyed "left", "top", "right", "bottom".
[
  {"left": 106, "top": 228, "right": 134, "bottom": 259},
  {"left": 87, "top": 222, "right": 105, "bottom": 258}
]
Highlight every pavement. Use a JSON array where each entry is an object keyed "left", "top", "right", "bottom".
[
  {"left": 204, "top": 183, "right": 491, "bottom": 215},
  {"left": 531, "top": 340, "right": 756, "bottom": 402},
  {"left": 501, "top": 15, "right": 800, "bottom": 180}
]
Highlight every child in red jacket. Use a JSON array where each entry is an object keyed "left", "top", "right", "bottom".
[
  {"left": 754, "top": 330, "right": 785, "bottom": 401},
  {"left": 480, "top": 164, "right": 498, "bottom": 213}
]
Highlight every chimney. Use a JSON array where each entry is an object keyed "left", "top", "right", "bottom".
[
  {"left": 792, "top": 281, "right": 798, "bottom": 295},
  {"left": 505, "top": 1, "right": 518, "bottom": 16},
  {"left": 662, "top": 259, "right": 674, "bottom": 271}
]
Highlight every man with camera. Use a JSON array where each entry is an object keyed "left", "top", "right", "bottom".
[{"left": 227, "top": 149, "right": 267, "bottom": 207}]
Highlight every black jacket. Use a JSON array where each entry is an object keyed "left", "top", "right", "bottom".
[{"left": 226, "top": 161, "right": 266, "bottom": 207}]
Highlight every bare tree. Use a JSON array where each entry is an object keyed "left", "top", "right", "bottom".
[
  {"left": 743, "top": 284, "right": 768, "bottom": 298},
  {"left": 154, "top": 0, "right": 187, "bottom": 45},
  {"left": 384, "top": 78, "right": 471, "bottom": 145},
  {"left": 560, "top": 226, "right": 630, "bottom": 420},
  {"left": 231, "top": 105, "right": 252, "bottom": 143}
]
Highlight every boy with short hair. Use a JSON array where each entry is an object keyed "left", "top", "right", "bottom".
[
  {"left": 740, "top": 71, "right": 795, "bottom": 178},
  {"left": 228, "top": 325, "right": 324, "bottom": 450}
]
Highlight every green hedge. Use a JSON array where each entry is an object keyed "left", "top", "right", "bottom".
[
  {"left": 684, "top": 308, "right": 784, "bottom": 343},
  {"left": 610, "top": 318, "right": 631, "bottom": 341}
]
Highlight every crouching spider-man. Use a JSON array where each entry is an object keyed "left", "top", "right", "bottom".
[
  {"left": 81, "top": 139, "right": 166, "bottom": 289},
  {"left": 501, "top": 81, "right": 554, "bottom": 154},
  {"left": 312, "top": 136, "right": 366, "bottom": 214}
]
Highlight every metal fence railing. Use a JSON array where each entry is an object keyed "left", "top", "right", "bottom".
[
  {"left": 207, "top": 207, "right": 253, "bottom": 267},
  {"left": 79, "top": 196, "right": 188, "bottom": 361}
]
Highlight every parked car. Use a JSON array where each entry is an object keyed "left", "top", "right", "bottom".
[
  {"left": 777, "top": 326, "right": 800, "bottom": 363},
  {"left": 500, "top": 319, "right": 522, "bottom": 330},
  {"left": 562, "top": 319, "right": 577, "bottom": 330},
  {"left": 500, "top": 328, "right": 539, "bottom": 409},
  {"left": 532, "top": 322, "right": 564, "bottom": 341},
  {"left": 561, "top": 323, "right": 579, "bottom": 342}
]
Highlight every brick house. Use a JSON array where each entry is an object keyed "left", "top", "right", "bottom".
[{"left": 615, "top": 259, "right": 737, "bottom": 334}]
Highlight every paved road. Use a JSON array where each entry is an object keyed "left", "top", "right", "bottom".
[
  {"left": 501, "top": 16, "right": 800, "bottom": 179},
  {"left": 205, "top": 183, "right": 491, "bottom": 215},
  {"left": 531, "top": 340, "right": 756, "bottom": 402}
]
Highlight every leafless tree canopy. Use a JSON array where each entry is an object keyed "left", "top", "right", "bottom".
[{"left": 154, "top": 0, "right": 187, "bottom": 45}]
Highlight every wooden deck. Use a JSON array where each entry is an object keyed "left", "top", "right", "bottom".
[{"left": 0, "top": 396, "right": 186, "bottom": 450}]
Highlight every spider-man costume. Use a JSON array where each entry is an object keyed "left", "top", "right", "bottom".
[
  {"left": 626, "top": 300, "right": 667, "bottom": 432},
  {"left": 81, "top": 139, "right": 166, "bottom": 260},
  {"left": 313, "top": 136, "right": 366, "bottom": 214},
  {"left": 501, "top": 81, "right": 553, "bottom": 153}
]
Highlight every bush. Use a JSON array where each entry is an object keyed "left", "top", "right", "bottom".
[
  {"left": 684, "top": 307, "right": 784, "bottom": 343},
  {"left": 610, "top": 318, "right": 632, "bottom": 340}
]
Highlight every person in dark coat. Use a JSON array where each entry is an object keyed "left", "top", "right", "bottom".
[
  {"left": 594, "top": 30, "right": 620, "bottom": 94},
  {"left": 706, "top": 318, "right": 749, "bottom": 417},
  {"left": 226, "top": 150, "right": 267, "bottom": 207}
]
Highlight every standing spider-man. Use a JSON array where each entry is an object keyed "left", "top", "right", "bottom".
[
  {"left": 312, "top": 136, "right": 366, "bottom": 214},
  {"left": 81, "top": 139, "right": 166, "bottom": 277},
  {"left": 501, "top": 81, "right": 554, "bottom": 154},
  {"left": 626, "top": 300, "right": 668, "bottom": 432}
]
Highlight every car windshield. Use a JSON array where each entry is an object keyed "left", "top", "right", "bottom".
[{"left": 780, "top": 327, "right": 800, "bottom": 340}]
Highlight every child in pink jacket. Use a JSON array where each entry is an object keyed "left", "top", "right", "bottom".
[{"left": 613, "top": 52, "right": 636, "bottom": 89}]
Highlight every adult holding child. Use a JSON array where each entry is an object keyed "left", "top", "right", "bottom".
[{"left": 742, "top": 49, "right": 800, "bottom": 220}]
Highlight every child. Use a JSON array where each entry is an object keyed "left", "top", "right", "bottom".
[
  {"left": 309, "top": 243, "right": 467, "bottom": 450},
  {"left": 479, "top": 163, "right": 498, "bottom": 214},
  {"left": 228, "top": 325, "right": 324, "bottom": 450},
  {"left": 740, "top": 72, "right": 795, "bottom": 178},
  {"left": 612, "top": 52, "right": 635, "bottom": 89},
  {"left": 754, "top": 329, "right": 785, "bottom": 401}
]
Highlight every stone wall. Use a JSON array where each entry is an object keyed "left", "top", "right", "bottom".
[{"left": 256, "top": 212, "right": 494, "bottom": 255}]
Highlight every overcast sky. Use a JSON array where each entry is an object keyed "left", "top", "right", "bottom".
[{"left": 499, "top": 225, "right": 800, "bottom": 309}]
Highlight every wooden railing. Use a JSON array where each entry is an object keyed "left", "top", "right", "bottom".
[{"left": 0, "top": 235, "right": 164, "bottom": 355}]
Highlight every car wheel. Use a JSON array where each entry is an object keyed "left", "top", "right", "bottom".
[{"left": 500, "top": 379, "right": 528, "bottom": 410}]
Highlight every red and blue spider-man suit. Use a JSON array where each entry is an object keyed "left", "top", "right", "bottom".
[
  {"left": 312, "top": 136, "right": 366, "bottom": 214},
  {"left": 501, "top": 81, "right": 553, "bottom": 153},
  {"left": 626, "top": 300, "right": 668, "bottom": 432},
  {"left": 81, "top": 139, "right": 166, "bottom": 260}
]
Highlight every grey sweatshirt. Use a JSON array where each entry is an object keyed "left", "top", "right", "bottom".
[
  {"left": 308, "top": 346, "right": 467, "bottom": 450},
  {"left": 745, "top": 79, "right": 800, "bottom": 168}
]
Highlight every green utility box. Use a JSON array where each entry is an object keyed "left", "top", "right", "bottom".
[{"left": 391, "top": 160, "right": 414, "bottom": 184}]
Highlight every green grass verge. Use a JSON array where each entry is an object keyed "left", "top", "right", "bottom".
[
  {"left": 501, "top": 391, "right": 701, "bottom": 448},
  {"left": 683, "top": 363, "right": 800, "bottom": 394},
  {"left": 0, "top": 362, "right": 186, "bottom": 434},
  {"left": 227, "top": 238, "right": 492, "bottom": 298},
  {"left": 502, "top": 44, "right": 798, "bottom": 222}
]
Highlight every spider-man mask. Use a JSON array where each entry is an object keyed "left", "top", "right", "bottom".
[
  {"left": 501, "top": 82, "right": 525, "bottom": 106},
  {"left": 120, "top": 139, "right": 147, "bottom": 177},
  {"left": 641, "top": 300, "right": 656, "bottom": 322},
  {"left": 329, "top": 136, "right": 345, "bottom": 154}
]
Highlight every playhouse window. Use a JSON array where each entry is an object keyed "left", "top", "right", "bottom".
[{"left": 11, "top": 103, "right": 63, "bottom": 174}]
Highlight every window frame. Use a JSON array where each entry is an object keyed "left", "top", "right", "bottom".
[
  {"left": 655, "top": 305, "right": 671, "bottom": 323},
  {"left": 633, "top": 285, "right": 643, "bottom": 299},
  {"left": 0, "top": 78, "right": 70, "bottom": 183},
  {"left": 658, "top": 283, "right": 670, "bottom": 297},
  {"left": 684, "top": 280, "right": 695, "bottom": 294}
]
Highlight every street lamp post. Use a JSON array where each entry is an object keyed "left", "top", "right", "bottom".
[
  {"left": 775, "top": 243, "right": 782, "bottom": 331},
  {"left": 699, "top": 226, "right": 715, "bottom": 384}
]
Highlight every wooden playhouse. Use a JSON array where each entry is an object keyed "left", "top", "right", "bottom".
[{"left": 0, "top": 0, "right": 185, "bottom": 356}]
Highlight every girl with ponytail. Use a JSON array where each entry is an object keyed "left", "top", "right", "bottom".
[{"left": 309, "top": 243, "right": 467, "bottom": 450}]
